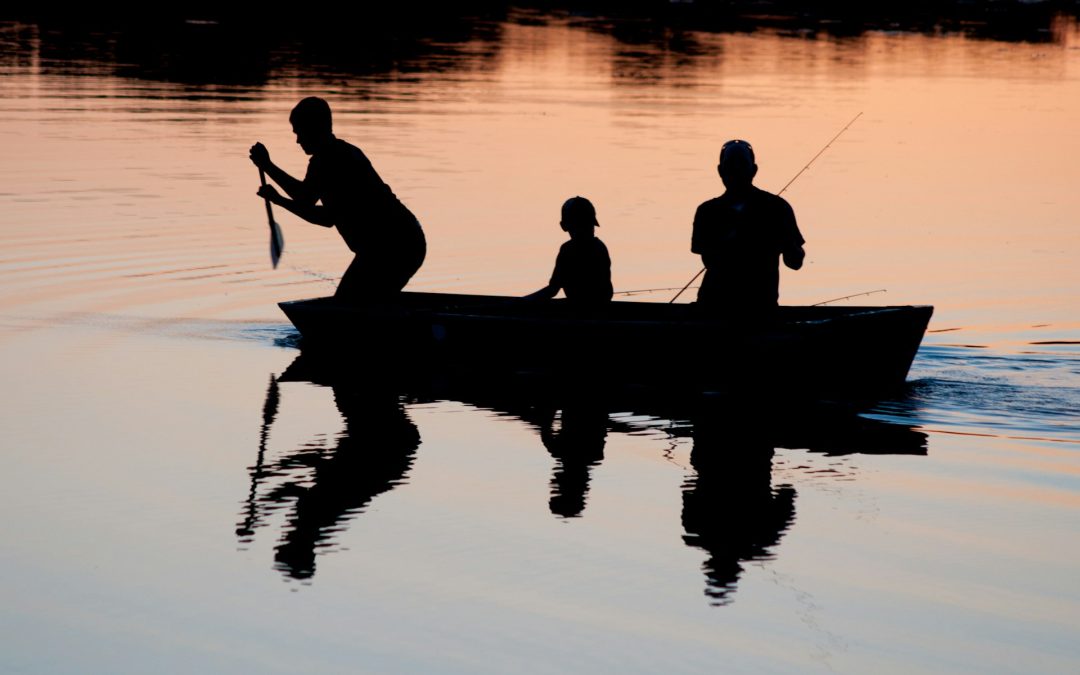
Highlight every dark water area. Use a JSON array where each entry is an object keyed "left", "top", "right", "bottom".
[
  {"left": 2, "top": 7, "right": 1079, "bottom": 673},
  {"left": 8, "top": 1, "right": 1080, "bottom": 90}
]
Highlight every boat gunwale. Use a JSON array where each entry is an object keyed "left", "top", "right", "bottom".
[{"left": 279, "top": 295, "right": 933, "bottom": 330}]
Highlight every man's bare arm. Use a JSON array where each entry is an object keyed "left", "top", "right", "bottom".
[
  {"left": 257, "top": 185, "right": 335, "bottom": 227},
  {"left": 783, "top": 245, "right": 805, "bottom": 270},
  {"left": 250, "top": 142, "right": 316, "bottom": 204},
  {"left": 524, "top": 284, "right": 559, "bottom": 300}
]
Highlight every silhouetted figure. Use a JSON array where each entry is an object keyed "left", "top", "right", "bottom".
[
  {"left": 681, "top": 403, "right": 796, "bottom": 605},
  {"left": 526, "top": 196, "right": 613, "bottom": 304},
  {"left": 238, "top": 373, "right": 420, "bottom": 580},
  {"left": 692, "top": 140, "right": 805, "bottom": 312},
  {"left": 250, "top": 96, "right": 425, "bottom": 300},
  {"left": 273, "top": 384, "right": 419, "bottom": 579},
  {"left": 539, "top": 403, "right": 608, "bottom": 518}
]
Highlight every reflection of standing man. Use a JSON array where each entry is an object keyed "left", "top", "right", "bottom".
[
  {"left": 250, "top": 96, "right": 426, "bottom": 300},
  {"left": 681, "top": 404, "right": 796, "bottom": 605},
  {"left": 273, "top": 383, "right": 420, "bottom": 580},
  {"left": 691, "top": 140, "right": 805, "bottom": 311},
  {"left": 237, "top": 365, "right": 421, "bottom": 581}
]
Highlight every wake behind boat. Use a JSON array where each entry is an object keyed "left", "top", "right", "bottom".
[{"left": 279, "top": 292, "right": 933, "bottom": 400}]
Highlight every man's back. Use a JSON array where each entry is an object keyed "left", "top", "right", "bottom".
[
  {"left": 691, "top": 186, "right": 804, "bottom": 309},
  {"left": 305, "top": 138, "right": 418, "bottom": 254}
]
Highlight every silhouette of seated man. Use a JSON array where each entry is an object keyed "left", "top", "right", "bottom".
[
  {"left": 526, "top": 196, "right": 613, "bottom": 305},
  {"left": 691, "top": 140, "right": 805, "bottom": 312},
  {"left": 250, "top": 96, "right": 425, "bottom": 300}
]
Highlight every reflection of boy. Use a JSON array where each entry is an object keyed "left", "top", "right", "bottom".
[
  {"left": 691, "top": 140, "right": 804, "bottom": 311},
  {"left": 526, "top": 196, "right": 614, "bottom": 305},
  {"left": 250, "top": 97, "right": 425, "bottom": 300}
]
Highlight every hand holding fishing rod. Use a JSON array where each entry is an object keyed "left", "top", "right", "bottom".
[{"left": 670, "top": 112, "right": 863, "bottom": 304}]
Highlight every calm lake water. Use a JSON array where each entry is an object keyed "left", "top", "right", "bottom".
[{"left": 2, "top": 8, "right": 1079, "bottom": 674}]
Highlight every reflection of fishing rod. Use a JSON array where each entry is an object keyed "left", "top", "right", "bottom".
[
  {"left": 812, "top": 289, "right": 886, "bottom": 306},
  {"left": 670, "top": 111, "right": 864, "bottom": 304},
  {"left": 236, "top": 374, "right": 281, "bottom": 541}
]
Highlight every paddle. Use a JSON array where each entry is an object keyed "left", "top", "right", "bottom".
[
  {"left": 259, "top": 168, "right": 285, "bottom": 268},
  {"left": 236, "top": 374, "right": 281, "bottom": 540}
]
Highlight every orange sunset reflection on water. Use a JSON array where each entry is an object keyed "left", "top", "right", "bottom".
[
  {"left": 2, "top": 12, "right": 1080, "bottom": 675},
  {"left": 0, "top": 14, "right": 1077, "bottom": 347}
]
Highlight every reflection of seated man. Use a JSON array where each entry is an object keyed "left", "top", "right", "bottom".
[
  {"left": 250, "top": 96, "right": 426, "bottom": 300},
  {"left": 681, "top": 404, "right": 796, "bottom": 605},
  {"left": 526, "top": 196, "right": 613, "bottom": 306},
  {"left": 691, "top": 140, "right": 805, "bottom": 312}
]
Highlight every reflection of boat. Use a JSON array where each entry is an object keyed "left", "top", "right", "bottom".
[
  {"left": 267, "top": 353, "right": 928, "bottom": 598},
  {"left": 279, "top": 293, "right": 933, "bottom": 398},
  {"left": 279, "top": 351, "right": 929, "bottom": 458}
]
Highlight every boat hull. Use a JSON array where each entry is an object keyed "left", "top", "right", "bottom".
[{"left": 278, "top": 293, "right": 933, "bottom": 399}]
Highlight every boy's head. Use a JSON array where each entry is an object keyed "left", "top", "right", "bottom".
[
  {"left": 290, "top": 97, "right": 334, "bottom": 155},
  {"left": 717, "top": 139, "right": 757, "bottom": 190},
  {"left": 560, "top": 196, "right": 599, "bottom": 237}
]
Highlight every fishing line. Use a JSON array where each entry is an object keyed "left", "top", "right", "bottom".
[{"left": 286, "top": 262, "right": 338, "bottom": 289}]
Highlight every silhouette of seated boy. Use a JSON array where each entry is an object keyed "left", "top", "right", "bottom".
[{"left": 526, "top": 196, "right": 613, "bottom": 305}]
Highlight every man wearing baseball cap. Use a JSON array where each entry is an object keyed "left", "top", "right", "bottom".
[{"left": 691, "top": 140, "right": 805, "bottom": 312}]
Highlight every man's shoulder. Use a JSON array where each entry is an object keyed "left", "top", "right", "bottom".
[
  {"left": 696, "top": 195, "right": 726, "bottom": 210},
  {"left": 313, "top": 138, "right": 367, "bottom": 165},
  {"left": 693, "top": 196, "right": 727, "bottom": 222},
  {"left": 559, "top": 237, "right": 608, "bottom": 256},
  {"left": 750, "top": 186, "right": 792, "bottom": 209}
]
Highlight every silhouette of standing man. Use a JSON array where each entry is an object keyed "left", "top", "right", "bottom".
[
  {"left": 691, "top": 140, "right": 804, "bottom": 312},
  {"left": 250, "top": 97, "right": 426, "bottom": 300}
]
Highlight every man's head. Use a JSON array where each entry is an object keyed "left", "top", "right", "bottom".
[
  {"left": 717, "top": 139, "right": 757, "bottom": 190},
  {"left": 290, "top": 97, "right": 334, "bottom": 155},
  {"left": 560, "top": 196, "right": 599, "bottom": 238}
]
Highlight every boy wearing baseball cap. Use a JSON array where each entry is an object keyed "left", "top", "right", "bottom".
[{"left": 526, "top": 196, "right": 613, "bottom": 305}]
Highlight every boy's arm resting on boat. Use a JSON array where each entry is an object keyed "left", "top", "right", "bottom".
[
  {"left": 525, "top": 255, "right": 564, "bottom": 300},
  {"left": 524, "top": 284, "right": 559, "bottom": 300}
]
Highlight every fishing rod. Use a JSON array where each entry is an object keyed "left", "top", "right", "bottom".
[
  {"left": 811, "top": 289, "right": 886, "bottom": 306},
  {"left": 669, "top": 111, "right": 864, "bottom": 304},
  {"left": 614, "top": 286, "right": 698, "bottom": 297}
]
